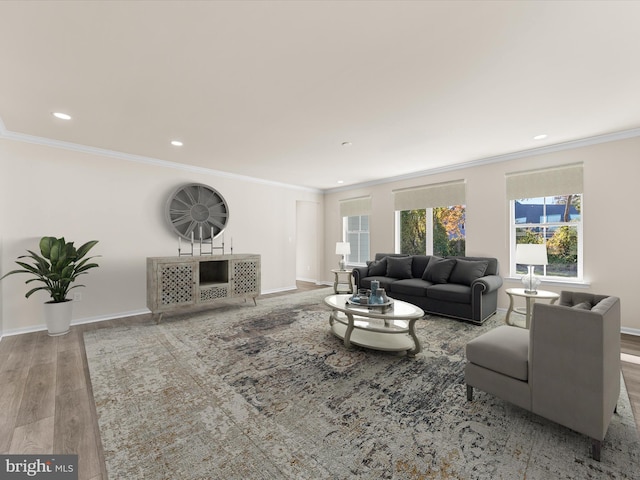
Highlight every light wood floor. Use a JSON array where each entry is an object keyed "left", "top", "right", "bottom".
[{"left": 1, "top": 282, "right": 639, "bottom": 480}]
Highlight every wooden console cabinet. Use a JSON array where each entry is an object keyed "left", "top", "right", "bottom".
[{"left": 146, "top": 254, "right": 261, "bottom": 317}]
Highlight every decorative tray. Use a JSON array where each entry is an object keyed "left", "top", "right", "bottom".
[{"left": 346, "top": 296, "right": 394, "bottom": 313}]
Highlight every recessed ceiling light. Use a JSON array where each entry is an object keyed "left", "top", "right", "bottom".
[
  {"left": 52, "top": 112, "right": 71, "bottom": 120},
  {"left": 337, "top": 180, "right": 344, "bottom": 184},
  {"left": 341, "top": 141, "right": 352, "bottom": 147},
  {"left": 171, "top": 140, "right": 183, "bottom": 147},
  {"left": 533, "top": 134, "right": 547, "bottom": 140}
]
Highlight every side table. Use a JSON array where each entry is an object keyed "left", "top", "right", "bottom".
[
  {"left": 331, "top": 269, "right": 353, "bottom": 294},
  {"left": 505, "top": 288, "right": 560, "bottom": 328}
]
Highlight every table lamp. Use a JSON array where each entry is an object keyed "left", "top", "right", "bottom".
[
  {"left": 516, "top": 244, "right": 548, "bottom": 294},
  {"left": 335, "top": 242, "right": 351, "bottom": 270}
]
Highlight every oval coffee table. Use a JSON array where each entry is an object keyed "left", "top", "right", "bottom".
[{"left": 323, "top": 294, "right": 425, "bottom": 356}]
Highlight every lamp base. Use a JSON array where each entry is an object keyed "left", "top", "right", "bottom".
[
  {"left": 521, "top": 265, "right": 541, "bottom": 294},
  {"left": 339, "top": 258, "right": 346, "bottom": 270}
]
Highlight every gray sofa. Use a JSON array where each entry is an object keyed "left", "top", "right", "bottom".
[
  {"left": 352, "top": 253, "right": 503, "bottom": 324},
  {"left": 465, "top": 291, "right": 621, "bottom": 461}
]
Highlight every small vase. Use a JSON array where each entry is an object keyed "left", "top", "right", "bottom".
[
  {"left": 378, "top": 288, "right": 388, "bottom": 303},
  {"left": 370, "top": 288, "right": 384, "bottom": 304}
]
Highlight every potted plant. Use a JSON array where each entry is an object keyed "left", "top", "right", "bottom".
[{"left": 1, "top": 236, "right": 99, "bottom": 336}]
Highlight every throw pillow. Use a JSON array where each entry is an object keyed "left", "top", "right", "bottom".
[
  {"left": 449, "top": 259, "right": 489, "bottom": 286},
  {"left": 386, "top": 256, "right": 413, "bottom": 279},
  {"left": 422, "top": 257, "right": 456, "bottom": 283},
  {"left": 572, "top": 301, "right": 592, "bottom": 310},
  {"left": 367, "top": 258, "right": 387, "bottom": 276}
]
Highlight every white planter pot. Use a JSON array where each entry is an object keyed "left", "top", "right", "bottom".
[{"left": 44, "top": 300, "right": 73, "bottom": 336}]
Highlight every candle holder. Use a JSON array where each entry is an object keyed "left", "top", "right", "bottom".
[
  {"left": 178, "top": 233, "right": 228, "bottom": 256},
  {"left": 201, "top": 240, "right": 225, "bottom": 256},
  {"left": 178, "top": 237, "right": 195, "bottom": 256}
]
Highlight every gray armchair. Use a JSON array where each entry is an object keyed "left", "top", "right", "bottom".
[{"left": 465, "top": 291, "right": 621, "bottom": 461}]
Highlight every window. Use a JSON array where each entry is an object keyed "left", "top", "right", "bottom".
[
  {"left": 393, "top": 180, "right": 466, "bottom": 256},
  {"left": 339, "top": 196, "right": 371, "bottom": 266},
  {"left": 344, "top": 215, "right": 370, "bottom": 265},
  {"left": 397, "top": 206, "right": 466, "bottom": 256},
  {"left": 507, "top": 164, "right": 583, "bottom": 281},
  {"left": 512, "top": 195, "right": 582, "bottom": 279}
]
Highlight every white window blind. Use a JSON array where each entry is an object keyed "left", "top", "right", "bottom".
[
  {"left": 506, "top": 163, "right": 583, "bottom": 200},
  {"left": 339, "top": 196, "right": 372, "bottom": 217},
  {"left": 393, "top": 180, "right": 466, "bottom": 211}
]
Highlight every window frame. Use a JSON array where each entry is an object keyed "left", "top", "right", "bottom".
[
  {"left": 509, "top": 195, "right": 584, "bottom": 282},
  {"left": 394, "top": 205, "right": 465, "bottom": 256},
  {"left": 342, "top": 214, "right": 370, "bottom": 267}
]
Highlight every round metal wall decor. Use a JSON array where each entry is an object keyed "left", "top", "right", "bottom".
[{"left": 165, "top": 183, "right": 229, "bottom": 240}]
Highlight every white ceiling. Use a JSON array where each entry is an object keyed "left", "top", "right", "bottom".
[{"left": 1, "top": 1, "right": 640, "bottom": 191}]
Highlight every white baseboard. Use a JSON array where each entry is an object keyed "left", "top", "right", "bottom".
[
  {"left": 296, "top": 276, "right": 317, "bottom": 284},
  {"left": 621, "top": 326, "right": 640, "bottom": 337},
  {"left": 261, "top": 285, "right": 298, "bottom": 295},
  {"left": 0, "top": 308, "right": 151, "bottom": 338},
  {"left": 73, "top": 308, "right": 151, "bottom": 326}
]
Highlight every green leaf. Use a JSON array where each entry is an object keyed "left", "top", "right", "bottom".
[
  {"left": 59, "top": 266, "right": 72, "bottom": 281},
  {"left": 39, "top": 237, "right": 56, "bottom": 260},
  {"left": 65, "top": 242, "right": 77, "bottom": 260},
  {"left": 25, "top": 286, "right": 49, "bottom": 299},
  {"left": 75, "top": 262, "right": 99, "bottom": 274},
  {"left": 76, "top": 240, "right": 98, "bottom": 260},
  {"left": 49, "top": 240, "right": 62, "bottom": 264}
]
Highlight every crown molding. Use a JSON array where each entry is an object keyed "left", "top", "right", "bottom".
[
  {"left": 2, "top": 115, "right": 639, "bottom": 196},
  {"left": 0, "top": 120, "right": 321, "bottom": 194},
  {"left": 323, "top": 127, "right": 640, "bottom": 194}
]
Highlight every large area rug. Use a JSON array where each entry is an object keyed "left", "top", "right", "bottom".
[{"left": 84, "top": 289, "right": 640, "bottom": 479}]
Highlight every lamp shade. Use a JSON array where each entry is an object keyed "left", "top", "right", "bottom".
[
  {"left": 335, "top": 242, "right": 351, "bottom": 255},
  {"left": 516, "top": 244, "right": 548, "bottom": 265}
]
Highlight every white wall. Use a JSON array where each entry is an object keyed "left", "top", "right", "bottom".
[
  {"left": 3, "top": 134, "right": 638, "bottom": 335},
  {"left": 0, "top": 138, "right": 323, "bottom": 335},
  {"left": 323, "top": 136, "right": 640, "bottom": 332}
]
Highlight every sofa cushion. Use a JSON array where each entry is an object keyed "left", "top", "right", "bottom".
[
  {"left": 559, "top": 291, "right": 609, "bottom": 308},
  {"left": 572, "top": 301, "right": 592, "bottom": 310},
  {"left": 386, "top": 256, "right": 413, "bottom": 279},
  {"left": 449, "top": 259, "right": 489, "bottom": 286},
  {"left": 389, "top": 278, "right": 432, "bottom": 297},
  {"left": 590, "top": 296, "right": 618, "bottom": 315},
  {"left": 367, "top": 258, "right": 387, "bottom": 276},
  {"left": 411, "top": 255, "right": 431, "bottom": 278},
  {"left": 466, "top": 326, "right": 529, "bottom": 381},
  {"left": 422, "top": 256, "right": 456, "bottom": 283},
  {"left": 360, "top": 276, "right": 396, "bottom": 291},
  {"left": 426, "top": 283, "right": 471, "bottom": 304},
  {"left": 464, "top": 256, "right": 499, "bottom": 276}
]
